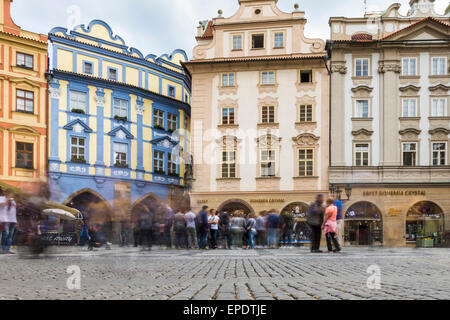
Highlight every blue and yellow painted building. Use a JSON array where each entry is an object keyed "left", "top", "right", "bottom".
[{"left": 47, "top": 20, "right": 191, "bottom": 226}]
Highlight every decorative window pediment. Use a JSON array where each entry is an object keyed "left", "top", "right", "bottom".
[
  {"left": 399, "top": 128, "right": 421, "bottom": 140},
  {"left": 429, "top": 128, "right": 450, "bottom": 141},
  {"left": 351, "top": 128, "right": 374, "bottom": 137},
  {"left": 63, "top": 119, "right": 93, "bottom": 134},
  {"left": 257, "top": 134, "right": 281, "bottom": 148},
  {"left": 108, "top": 125, "right": 134, "bottom": 139},
  {"left": 351, "top": 85, "right": 374, "bottom": 93},
  {"left": 429, "top": 84, "right": 450, "bottom": 93},
  {"left": 292, "top": 133, "right": 320, "bottom": 147},
  {"left": 399, "top": 84, "right": 421, "bottom": 93},
  {"left": 150, "top": 136, "right": 180, "bottom": 149}
]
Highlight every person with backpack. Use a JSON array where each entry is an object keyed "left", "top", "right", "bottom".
[{"left": 307, "top": 194, "right": 325, "bottom": 253}]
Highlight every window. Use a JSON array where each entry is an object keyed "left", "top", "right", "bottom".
[
  {"left": 432, "top": 143, "right": 447, "bottom": 166},
  {"left": 261, "top": 71, "right": 275, "bottom": 85},
  {"left": 355, "top": 58, "right": 369, "bottom": 77},
  {"left": 167, "top": 113, "right": 178, "bottom": 132},
  {"left": 354, "top": 144, "right": 369, "bottom": 167},
  {"left": 299, "top": 105, "right": 313, "bottom": 122},
  {"left": 432, "top": 98, "right": 446, "bottom": 117},
  {"left": 402, "top": 58, "right": 417, "bottom": 76},
  {"left": 114, "top": 143, "right": 128, "bottom": 167},
  {"left": 168, "top": 153, "right": 178, "bottom": 176},
  {"left": 113, "top": 98, "right": 128, "bottom": 119},
  {"left": 16, "top": 89, "right": 34, "bottom": 113},
  {"left": 16, "top": 52, "right": 33, "bottom": 69},
  {"left": 83, "top": 62, "right": 93, "bottom": 75},
  {"left": 261, "top": 106, "right": 275, "bottom": 123},
  {"left": 168, "top": 86, "right": 176, "bottom": 98},
  {"left": 252, "top": 34, "right": 264, "bottom": 49},
  {"left": 70, "top": 137, "right": 86, "bottom": 162},
  {"left": 298, "top": 149, "right": 314, "bottom": 177},
  {"left": 70, "top": 91, "right": 87, "bottom": 113},
  {"left": 221, "top": 73, "right": 235, "bottom": 87},
  {"left": 221, "top": 151, "right": 236, "bottom": 178},
  {"left": 16, "top": 142, "right": 33, "bottom": 169},
  {"left": 432, "top": 57, "right": 446, "bottom": 76},
  {"left": 274, "top": 32, "right": 284, "bottom": 48},
  {"left": 232, "top": 35, "right": 242, "bottom": 50},
  {"left": 261, "top": 150, "right": 276, "bottom": 177},
  {"left": 108, "top": 68, "right": 118, "bottom": 81},
  {"left": 153, "top": 109, "right": 164, "bottom": 129},
  {"left": 300, "top": 70, "right": 313, "bottom": 83},
  {"left": 402, "top": 99, "right": 417, "bottom": 117},
  {"left": 402, "top": 143, "right": 417, "bottom": 166},
  {"left": 355, "top": 100, "right": 369, "bottom": 118},
  {"left": 154, "top": 151, "right": 164, "bottom": 174},
  {"left": 222, "top": 107, "right": 235, "bottom": 125}
]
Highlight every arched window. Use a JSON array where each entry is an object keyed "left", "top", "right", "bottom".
[
  {"left": 406, "top": 201, "right": 444, "bottom": 245},
  {"left": 345, "top": 201, "right": 383, "bottom": 246}
]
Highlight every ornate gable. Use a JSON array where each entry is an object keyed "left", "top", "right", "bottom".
[
  {"left": 107, "top": 125, "right": 134, "bottom": 139},
  {"left": 63, "top": 119, "right": 93, "bottom": 134}
]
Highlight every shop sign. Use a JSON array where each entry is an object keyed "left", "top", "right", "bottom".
[
  {"left": 388, "top": 208, "right": 402, "bottom": 217},
  {"left": 197, "top": 200, "right": 208, "bottom": 204},
  {"left": 363, "top": 190, "right": 426, "bottom": 197},
  {"left": 249, "top": 199, "right": 285, "bottom": 203}
]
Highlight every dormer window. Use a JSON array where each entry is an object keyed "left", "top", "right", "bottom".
[
  {"left": 17, "top": 52, "right": 33, "bottom": 69},
  {"left": 252, "top": 34, "right": 264, "bottom": 49}
]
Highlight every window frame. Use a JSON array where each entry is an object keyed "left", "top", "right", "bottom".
[
  {"left": 221, "top": 72, "right": 236, "bottom": 87},
  {"left": 113, "top": 142, "right": 128, "bottom": 167},
  {"left": 299, "top": 70, "right": 313, "bottom": 84},
  {"left": 401, "top": 98, "right": 418, "bottom": 118},
  {"left": 261, "top": 105, "right": 275, "bottom": 124},
  {"left": 251, "top": 33, "right": 265, "bottom": 50},
  {"left": 221, "top": 150, "right": 236, "bottom": 179},
  {"left": 260, "top": 149, "right": 276, "bottom": 177},
  {"left": 431, "top": 98, "right": 447, "bottom": 117},
  {"left": 16, "top": 89, "right": 34, "bottom": 114},
  {"left": 402, "top": 57, "right": 417, "bottom": 76},
  {"left": 83, "top": 61, "right": 94, "bottom": 75},
  {"left": 113, "top": 97, "right": 128, "bottom": 119},
  {"left": 355, "top": 99, "right": 370, "bottom": 118},
  {"left": 15, "top": 142, "right": 34, "bottom": 170},
  {"left": 168, "top": 85, "right": 176, "bottom": 98},
  {"left": 168, "top": 153, "right": 178, "bottom": 176},
  {"left": 16, "top": 52, "right": 33, "bottom": 69},
  {"left": 221, "top": 107, "right": 236, "bottom": 125},
  {"left": 298, "top": 148, "right": 314, "bottom": 177},
  {"left": 107, "top": 67, "right": 118, "bottom": 81},
  {"left": 260, "top": 71, "right": 275, "bottom": 85},
  {"left": 354, "top": 143, "right": 370, "bottom": 167},
  {"left": 354, "top": 58, "right": 370, "bottom": 77},
  {"left": 167, "top": 113, "right": 178, "bottom": 132},
  {"left": 232, "top": 34, "right": 243, "bottom": 51},
  {"left": 431, "top": 57, "right": 446, "bottom": 76},
  {"left": 273, "top": 31, "right": 285, "bottom": 49},
  {"left": 69, "top": 90, "right": 88, "bottom": 114},
  {"left": 432, "top": 142, "right": 447, "bottom": 166},
  {"left": 299, "top": 105, "right": 313, "bottom": 122},
  {"left": 153, "top": 109, "right": 165, "bottom": 130},
  {"left": 402, "top": 142, "right": 418, "bottom": 167},
  {"left": 153, "top": 150, "right": 165, "bottom": 174},
  {"left": 70, "top": 136, "right": 86, "bottom": 162}
]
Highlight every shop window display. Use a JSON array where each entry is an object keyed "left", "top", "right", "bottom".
[
  {"left": 406, "top": 201, "right": 444, "bottom": 247},
  {"left": 344, "top": 201, "right": 383, "bottom": 246}
]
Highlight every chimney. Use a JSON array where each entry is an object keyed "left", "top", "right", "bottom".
[{"left": 0, "top": 0, "right": 20, "bottom": 30}]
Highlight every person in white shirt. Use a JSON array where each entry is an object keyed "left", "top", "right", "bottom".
[
  {"left": 208, "top": 209, "right": 220, "bottom": 249},
  {"left": 0, "top": 188, "right": 16, "bottom": 254},
  {"left": 184, "top": 208, "right": 198, "bottom": 249}
]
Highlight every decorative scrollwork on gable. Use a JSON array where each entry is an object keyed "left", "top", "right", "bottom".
[
  {"left": 292, "top": 133, "right": 320, "bottom": 147},
  {"left": 257, "top": 134, "right": 282, "bottom": 149}
]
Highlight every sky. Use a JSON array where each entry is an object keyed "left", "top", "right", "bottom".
[{"left": 11, "top": 0, "right": 449, "bottom": 59}]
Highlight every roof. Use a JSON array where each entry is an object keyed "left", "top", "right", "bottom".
[
  {"left": 0, "top": 30, "right": 47, "bottom": 45},
  {"left": 196, "top": 21, "right": 214, "bottom": 40},
  {"left": 185, "top": 53, "right": 327, "bottom": 65},
  {"left": 379, "top": 16, "right": 450, "bottom": 41}
]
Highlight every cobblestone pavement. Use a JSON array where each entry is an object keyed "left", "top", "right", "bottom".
[{"left": 0, "top": 246, "right": 449, "bottom": 300}]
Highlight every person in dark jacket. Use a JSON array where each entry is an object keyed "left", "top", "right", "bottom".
[
  {"left": 139, "top": 211, "right": 153, "bottom": 251},
  {"left": 266, "top": 209, "right": 280, "bottom": 249},
  {"left": 173, "top": 210, "right": 187, "bottom": 249},
  {"left": 307, "top": 194, "right": 325, "bottom": 253},
  {"left": 198, "top": 206, "right": 209, "bottom": 249},
  {"left": 218, "top": 211, "right": 232, "bottom": 249}
]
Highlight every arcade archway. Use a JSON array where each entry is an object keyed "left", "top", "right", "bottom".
[
  {"left": 406, "top": 201, "right": 444, "bottom": 245},
  {"left": 345, "top": 201, "right": 383, "bottom": 246},
  {"left": 217, "top": 199, "right": 254, "bottom": 215}
]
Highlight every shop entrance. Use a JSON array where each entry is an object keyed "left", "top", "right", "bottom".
[
  {"left": 218, "top": 199, "right": 254, "bottom": 215},
  {"left": 345, "top": 201, "right": 383, "bottom": 246},
  {"left": 406, "top": 201, "right": 444, "bottom": 246}
]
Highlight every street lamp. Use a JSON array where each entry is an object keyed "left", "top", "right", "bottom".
[
  {"left": 335, "top": 186, "right": 342, "bottom": 200},
  {"left": 345, "top": 184, "right": 353, "bottom": 201}
]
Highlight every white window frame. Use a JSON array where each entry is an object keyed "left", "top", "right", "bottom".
[
  {"left": 154, "top": 151, "right": 165, "bottom": 173},
  {"left": 71, "top": 137, "right": 86, "bottom": 161},
  {"left": 17, "top": 52, "right": 33, "bottom": 69},
  {"left": 221, "top": 73, "right": 235, "bottom": 87},
  {"left": 431, "top": 57, "right": 446, "bottom": 76},
  {"left": 402, "top": 57, "right": 417, "bottom": 76},
  {"left": 432, "top": 142, "right": 447, "bottom": 166},
  {"left": 274, "top": 32, "right": 284, "bottom": 48},
  {"left": 221, "top": 150, "right": 236, "bottom": 178},
  {"left": 113, "top": 98, "right": 128, "bottom": 118},
  {"left": 16, "top": 89, "right": 34, "bottom": 113},
  {"left": 402, "top": 98, "right": 417, "bottom": 117},
  {"left": 232, "top": 35, "right": 242, "bottom": 50},
  {"left": 70, "top": 90, "right": 87, "bottom": 113},
  {"left": 153, "top": 109, "right": 164, "bottom": 128},
  {"left": 167, "top": 113, "right": 178, "bottom": 132},
  {"left": 113, "top": 142, "right": 128, "bottom": 166},
  {"left": 402, "top": 142, "right": 417, "bottom": 166},
  {"left": 222, "top": 107, "right": 235, "bottom": 125},
  {"left": 354, "top": 58, "right": 369, "bottom": 77},
  {"left": 260, "top": 149, "right": 276, "bottom": 177},
  {"left": 354, "top": 143, "right": 370, "bottom": 167},
  {"left": 431, "top": 98, "right": 447, "bottom": 117},
  {"left": 168, "top": 153, "right": 178, "bottom": 175},
  {"left": 355, "top": 100, "right": 369, "bottom": 118},
  {"left": 299, "top": 105, "right": 313, "bottom": 122},
  {"left": 261, "top": 106, "right": 275, "bottom": 123},
  {"left": 261, "top": 71, "right": 275, "bottom": 85}
]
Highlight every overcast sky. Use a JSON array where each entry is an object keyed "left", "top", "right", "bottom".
[{"left": 11, "top": 0, "right": 449, "bottom": 58}]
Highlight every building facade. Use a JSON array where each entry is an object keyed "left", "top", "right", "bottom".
[
  {"left": 184, "top": 0, "right": 329, "bottom": 218},
  {"left": 328, "top": 0, "right": 450, "bottom": 246},
  {"left": 0, "top": 0, "right": 48, "bottom": 194},
  {"left": 47, "top": 20, "right": 191, "bottom": 229}
]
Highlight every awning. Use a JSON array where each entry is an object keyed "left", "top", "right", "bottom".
[{"left": 42, "top": 208, "right": 77, "bottom": 221}]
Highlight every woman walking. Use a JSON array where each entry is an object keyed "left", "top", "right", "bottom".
[{"left": 323, "top": 198, "right": 341, "bottom": 253}]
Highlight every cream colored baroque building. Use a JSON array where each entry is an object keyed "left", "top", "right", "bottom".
[
  {"left": 184, "top": 0, "right": 329, "bottom": 215},
  {"left": 328, "top": 0, "right": 450, "bottom": 247}
]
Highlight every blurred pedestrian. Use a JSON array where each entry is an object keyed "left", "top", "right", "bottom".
[
  {"left": 256, "top": 211, "right": 267, "bottom": 248},
  {"left": 184, "top": 208, "right": 197, "bottom": 249},
  {"left": 1, "top": 192, "right": 17, "bottom": 254},
  {"left": 230, "top": 211, "right": 245, "bottom": 249},
  {"left": 219, "top": 211, "right": 232, "bottom": 249},
  {"left": 280, "top": 210, "right": 294, "bottom": 248},
  {"left": 163, "top": 205, "right": 174, "bottom": 249},
  {"left": 266, "top": 209, "right": 280, "bottom": 249},
  {"left": 208, "top": 209, "right": 219, "bottom": 249},
  {"left": 334, "top": 196, "right": 344, "bottom": 247},
  {"left": 323, "top": 198, "right": 341, "bottom": 253},
  {"left": 173, "top": 209, "right": 187, "bottom": 249},
  {"left": 119, "top": 220, "right": 130, "bottom": 247},
  {"left": 307, "top": 194, "right": 325, "bottom": 253},
  {"left": 198, "top": 206, "right": 209, "bottom": 250},
  {"left": 139, "top": 211, "right": 153, "bottom": 251},
  {"left": 245, "top": 213, "right": 256, "bottom": 249}
]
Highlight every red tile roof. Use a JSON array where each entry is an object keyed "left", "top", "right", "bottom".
[
  {"left": 351, "top": 33, "right": 373, "bottom": 41},
  {"left": 185, "top": 53, "right": 327, "bottom": 64},
  {"left": 196, "top": 21, "right": 213, "bottom": 40}
]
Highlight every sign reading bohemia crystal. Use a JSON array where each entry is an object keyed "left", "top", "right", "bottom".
[{"left": 363, "top": 190, "right": 426, "bottom": 197}]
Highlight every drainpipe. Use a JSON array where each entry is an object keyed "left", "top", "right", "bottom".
[{"left": 324, "top": 44, "right": 333, "bottom": 191}]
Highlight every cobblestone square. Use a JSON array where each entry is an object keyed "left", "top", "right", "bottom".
[{"left": 0, "top": 247, "right": 449, "bottom": 300}]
